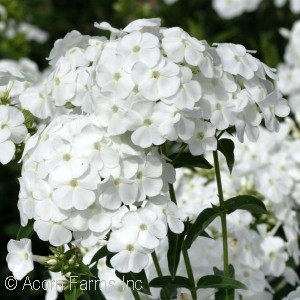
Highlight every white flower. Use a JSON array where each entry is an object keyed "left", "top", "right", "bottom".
[
  {"left": 134, "top": 154, "right": 164, "bottom": 199},
  {"left": 47, "top": 30, "right": 89, "bottom": 66},
  {"left": 96, "top": 55, "right": 134, "bottom": 98},
  {"left": 147, "top": 195, "right": 184, "bottom": 234},
  {"left": 19, "top": 84, "right": 55, "bottom": 119},
  {"left": 0, "top": 105, "right": 27, "bottom": 164},
  {"left": 107, "top": 227, "right": 150, "bottom": 273},
  {"left": 257, "top": 90, "right": 290, "bottom": 132},
  {"left": 234, "top": 103, "right": 261, "bottom": 142},
  {"left": 163, "top": 66, "right": 202, "bottom": 110},
  {"left": 130, "top": 101, "right": 166, "bottom": 148},
  {"left": 162, "top": 27, "right": 205, "bottom": 66},
  {"left": 131, "top": 58, "right": 180, "bottom": 101},
  {"left": 47, "top": 59, "right": 77, "bottom": 106},
  {"left": 117, "top": 31, "right": 160, "bottom": 71},
  {"left": 216, "top": 43, "right": 259, "bottom": 79},
  {"left": 186, "top": 120, "right": 217, "bottom": 155},
  {"left": 99, "top": 176, "right": 138, "bottom": 209},
  {"left": 121, "top": 208, "right": 167, "bottom": 249},
  {"left": 50, "top": 168, "right": 99, "bottom": 211},
  {"left": 6, "top": 239, "right": 34, "bottom": 280},
  {"left": 261, "top": 236, "right": 289, "bottom": 276}
]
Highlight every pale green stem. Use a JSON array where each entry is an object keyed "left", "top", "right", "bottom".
[
  {"left": 182, "top": 248, "right": 197, "bottom": 300},
  {"left": 151, "top": 252, "right": 171, "bottom": 300},
  {"left": 213, "top": 150, "right": 229, "bottom": 277},
  {"left": 32, "top": 255, "right": 48, "bottom": 265}
]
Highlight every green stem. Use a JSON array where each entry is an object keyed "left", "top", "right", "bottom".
[
  {"left": 182, "top": 248, "right": 197, "bottom": 300},
  {"left": 213, "top": 150, "right": 229, "bottom": 277},
  {"left": 161, "top": 143, "right": 177, "bottom": 205},
  {"left": 151, "top": 252, "right": 171, "bottom": 300},
  {"left": 131, "top": 288, "right": 141, "bottom": 300},
  {"left": 172, "top": 143, "right": 188, "bottom": 163},
  {"left": 162, "top": 151, "right": 193, "bottom": 297}
]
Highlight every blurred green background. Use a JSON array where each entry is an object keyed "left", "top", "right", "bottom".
[{"left": 0, "top": 0, "right": 298, "bottom": 299}]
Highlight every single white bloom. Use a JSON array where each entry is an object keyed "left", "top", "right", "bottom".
[
  {"left": 186, "top": 120, "right": 217, "bottom": 155},
  {"left": 47, "top": 59, "right": 77, "bottom": 106},
  {"left": 121, "top": 208, "right": 167, "bottom": 249},
  {"left": 19, "top": 84, "right": 55, "bottom": 119},
  {"left": 162, "top": 27, "right": 205, "bottom": 65},
  {"left": 96, "top": 55, "right": 134, "bottom": 98},
  {"left": 6, "top": 238, "right": 34, "bottom": 280},
  {"left": 216, "top": 43, "right": 259, "bottom": 79},
  {"left": 107, "top": 227, "right": 150, "bottom": 273},
  {"left": 117, "top": 31, "right": 161, "bottom": 71},
  {"left": 131, "top": 58, "right": 180, "bottom": 101}
]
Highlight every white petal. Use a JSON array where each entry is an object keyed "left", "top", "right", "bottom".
[{"left": 0, "top": 140, "right": 15, "bottom": 164}]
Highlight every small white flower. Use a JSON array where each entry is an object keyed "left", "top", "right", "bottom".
[
  {"left": 216, "top": 43, "right": 259, "bottom": 79},
  {"left": 121, "top": 208, "right": 167, "bottom": 249},
  {"left": 186, "top": 120, "right": 217, "bottom": 155},
  {"left": 6, "top": 239, "right": 34, "bottom": 280},
  {"left": 0, "top": 105, "right": 27, "bottom": 164},
  {"left": 107, "top": 227, "right": 150, "bottom": 273}
]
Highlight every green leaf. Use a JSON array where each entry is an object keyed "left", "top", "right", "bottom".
[
  {"left": 16, "top": 219, "right": 34, "bottom": 240},
  {"left": 217, "top": 138, "right": 235, "bottom": 174},
  {"left": 213, "top": 265, "right": 235, "bottom": 278},
  {"left": 215, "top": 287, "right": 235, "bottom": 300},
  {"left": 224, "top": 195, "right": 267, "bottom": 215},
  {"left": 74, "top": 264, "right": 95, "bottom": 278},
  {"left": 199, "top": 230, "right": 214, "bottom": 239},
  {"left": 183, "top": 208, "right": 222, "bottom": 250},
  {"left": 91, "top": 246, "right": 109, "bottom": 264},
  {"left": 84, "top": 290, "right": 107, "bottom": 300},
  {"left": 197, "top": 275, "right": 247, "bottom": 290},
  {"left": 64, "top": 284, "right": 83, "bottom": 300},
  {"left": 149, "top": 276, "right": 191, "bottom": 289},
  {"left": 167, "top": 222, "right": 190, "bottom": 279},
  {"left": 169, "top": 152, "right": 213, "bottom": 169},
  {"left": 115, "top": 269, "right": 151, "bottom": 295}
]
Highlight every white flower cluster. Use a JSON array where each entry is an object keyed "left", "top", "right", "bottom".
[
  {"left": 0, "top": 58, "right": 43, "bottom": 164},
  {"left": 212, "top": 0, "right": 262, "bottom": 19},
  {"left": 19, "top": 113, "right": 181, "bottom": 273},
  {"left": 15, "top": 18, "right": 289, "bottom": 275},
  {"left": 0, "top": 4, "right": 48, "bottom": 43},
  {"left": 21, "top": 19, "right": 288, "bottom": 146},
  {"left": 277, "top": 20, "right": 300, "bottom": 121},
  {"left": 172, "top": 120, "right": 300, "bottom": 299},
  {"left": 163, "top": 0, "right": 300, "bottom": 18}
]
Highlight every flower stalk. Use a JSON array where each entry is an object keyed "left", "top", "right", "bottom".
[
  {"left": 182, "top": 248, "right": 197, "bottom": 300},
  {"left": 213, "top": 150, "right": 229, "bottom": 277},
  {"left": 151, "top": 251, "right": 171, "bottom": 300}
]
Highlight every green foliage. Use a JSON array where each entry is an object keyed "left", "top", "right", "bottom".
[
  {"left": 183, "top": 207, "right": 223, "bottom": 250},
  {"left": 149, "top": 275, "right": 191, "bottom": 289},
  {"left": 217, "top": 139, "right": 235, "bottom": 174},
  {"left": 169, "top": 151, "right": 213, "bottom": 169},
  {"left": 16, "top": 219, "right": 34, "bottom": 240},
  {"left": 115, "top": 269, "right": 151, "bottom": 295},
  {"left": 167, "top": 222, "right": 190, "bottom": 279},
  {"left": 224, "top": 195, "right": 268, "bottom": 215},
  {"left": 197, "top": 275, "right": 247, "bottom": 290}
]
